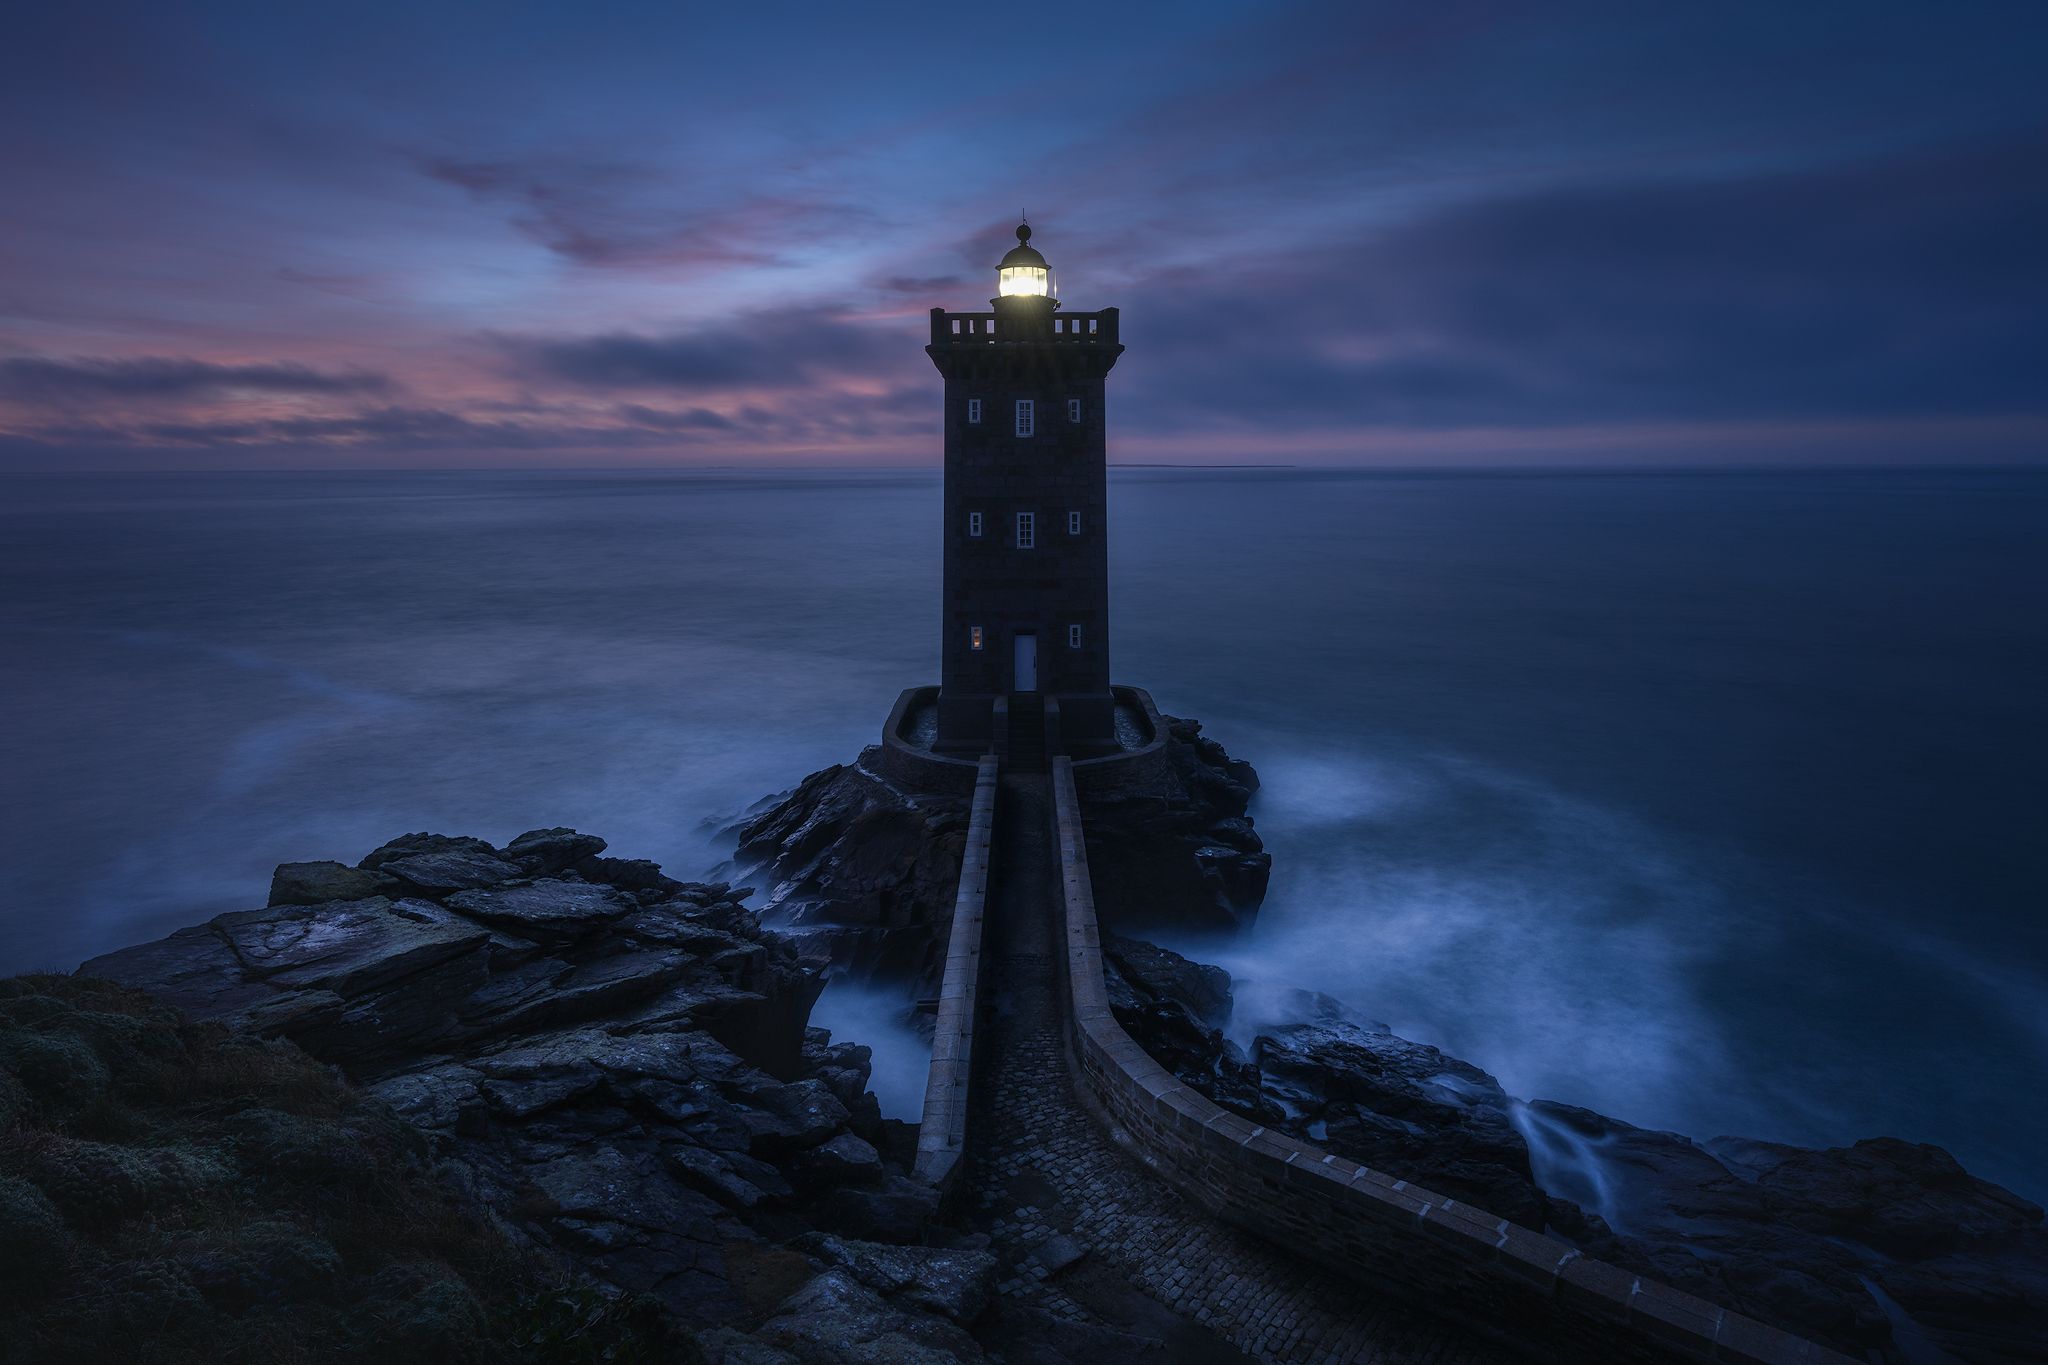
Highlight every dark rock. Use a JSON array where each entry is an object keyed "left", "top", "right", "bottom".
[
  {"left": 379, "top": 849, "right": 526, "bottom": 892},
  {"left": 796, "top": 1132, "right": 883, "bottom": 1185},
  {"left": 445, "top": 878, "right": 640, "bottom": 937},
  {"left": 502, "top": 826, "right": 608, "bottom": 875},
  {"left": 798, "top": 1233, "right": 997, "bottom": 1323},
  {"left": 1247, "top": 1016, "right": 1546, "bottom": 1229},
  {"left": 577, "top": 855, "right": 687, "bottom": 898},
  {"left": 807, "top": 1172, "right": 941, "bottom": 1244},
  {"left": 210, "top": 897, "right": 489, "bottom": 997},
  {"left": 1082, "top": 716, "right": 1270, "bottom": 935},
  {"left": 70, "top": 825, "right": 974, "bottom": 1363},
  {"left": 266, "top": 860, "right": 401, "bottom": 906},
  {"left": 357, "top": 832, "right": 501, "bottom": 871},
  {"left": 753, "top": 1266, "right": 985, "bottom": 1362},
  {"left": 1105, "top": 929, "right": 2048, "bottom": 1362},
  {"left": 734, "top": 757, "right": 972, "bottom": 991}
]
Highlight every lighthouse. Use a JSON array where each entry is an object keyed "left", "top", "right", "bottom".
[{"left": 927, "top": 223, "right": 1124, "bottom": 757}]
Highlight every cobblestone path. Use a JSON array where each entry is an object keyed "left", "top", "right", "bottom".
[{"left": 963, "top": 772, "right": 1519, "bottom": 1365}]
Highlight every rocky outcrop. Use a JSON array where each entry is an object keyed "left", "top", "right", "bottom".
[
  {"left": 734, "top": 720, "right": 1271, "bottom": 998},
  {"left": 735, "top": 758, "right": 974, "bottom": 993},
  {"left": 1084, "top": 716, "right": 1270, "bottom": 936},
  {"left": 1105, "top": 937, "right": 2048, "bottom": 1363},
  {"left": 75, "top": 828, "right": 997, "bottom": 1363},
  {"left": 0, "top": 972, "right": 696, "bottom": 1365}
]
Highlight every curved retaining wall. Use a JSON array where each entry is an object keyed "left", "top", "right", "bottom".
[
  {"left": 874, "top": 686, "right": 982, "bottom": 796},
  {"left": 1069, "top": 684, "right": 1176, "bottom": 802},
  {"left": 912, "top": 752, "right": 1000, "bottom": 1195},
  {"left": 1048, "top": 757, "right": 1851, "bottom": 1365}
]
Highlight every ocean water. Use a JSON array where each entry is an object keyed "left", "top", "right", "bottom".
[{"left": 2, "top": 467, "right": 2042, "bottom": 1199}]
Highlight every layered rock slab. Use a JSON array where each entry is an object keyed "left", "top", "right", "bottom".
[{"left": 78, "top": 827, "right": 997, "bottom": 1361}]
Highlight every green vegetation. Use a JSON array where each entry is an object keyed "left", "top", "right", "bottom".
[{"left": 0, "top": 973, "right": 697, "bottom": 1365}]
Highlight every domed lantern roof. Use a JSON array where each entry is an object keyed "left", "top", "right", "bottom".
[{"left": 996, "top": 222, "right": 1052, "bottom": 299}]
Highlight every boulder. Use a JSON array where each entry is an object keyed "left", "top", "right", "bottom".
[
  {"left": 502, "top": 827, "right": 608, "bottom": 875},
  {"left": 445, "top": 879, "right": 640, "bottom": 937},
  {"left": 357, "top": 833, "right": 501, "bottom": 871},
  {"left": 267, "top": 861, "right": 401, "bottom": 907},
  {"left": 209, "top": 898, "right": 489, "bottom": 997},
  {"left": 378, "top": 849, "right": 525, "bottom": 892},
  {"left": 1081, "top": 716, "right": 1270, "bottom": 936}
]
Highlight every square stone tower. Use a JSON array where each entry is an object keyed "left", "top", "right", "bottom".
[{"left": 927, "top": 223, "right": 1124, "bottom": 754}]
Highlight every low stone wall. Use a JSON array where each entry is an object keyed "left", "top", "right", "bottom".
[
  {"left": 1048, "top": 757, "right": 1851, "bottom": 1365},
  {"left": 874, "top": 686, "right": 982, "bottom": 796},
  {"left": 912, "top": 753, "right": 1000, "bottom": 1197},
  {"left": 1068, "top": 684, "right": 1176, "bottom": 801}
]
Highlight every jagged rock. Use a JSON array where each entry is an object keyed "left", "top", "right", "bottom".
[
  {"left": 1106, "top": 931, "right": 2048, "bottom": 1362},
  {"left": 267, "top": 861, "right": 401, "bottom": 907},
  {"left": 71, "top": 827, "right": 971, "bottom": 1360},
  {"left": 806, "top": 1173, "right": 940, "bottom": 1245},
  {"left": 379, "top": 849, "right": 525, "bottom": 892},
  {"left": 1083, "top": 716, "right": 1270, "bottom": 936},
  {"left": 1253, "top": 1019, "right": 1544, "bottom": 1229},
  {"left": 209, "top": 897, "right": 489, "bottom": 997},
  {"left": 357, "top": 833, "right": 500, "bottom": 871},
  {"left": 753, "top": 1266, "right": 985, "bottom": 1362},
  {"left": 797, "top": 1133, "right": 882, "bottom": 1184},
  {"left": 797, "top": 1233, "right": 997, "bottom": 1324},
  {"left": 502, "top": 827, "right": 608, "bottom": 875},
  {"left": 445, "top": 879, "right": 640, "bottom": 937},
  {"left": 735, "top": 759, "right": 972, "bottom": 990}
]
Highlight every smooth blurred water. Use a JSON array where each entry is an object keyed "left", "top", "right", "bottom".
[{"left": 2, "top": 467, "right": 2042, "bottom": 1195}]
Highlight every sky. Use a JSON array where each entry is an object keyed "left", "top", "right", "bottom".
[{"left": 1, "top": 0, "right": 2044, "bottom": 469}]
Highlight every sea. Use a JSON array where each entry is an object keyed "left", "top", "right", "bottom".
[{"left": 2, "top": 467, "right": 2042, "bottom": 1202}]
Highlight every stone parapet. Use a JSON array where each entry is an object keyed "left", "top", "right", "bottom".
[
  {"left": 875, "top": 686, "right": 982, "bottom": 796},
  {"left": 912, "top": 753, "right": 1000, "bottom": 1197},
  {"left": 1047, "top": 756, "right": 1852, "bottom": 1365}
]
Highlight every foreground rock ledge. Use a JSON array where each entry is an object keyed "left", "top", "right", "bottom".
[
  {"left": 73, "top": 827, "right": 1000, "bottom": 1363},
  {"left": 1106, "top": 934, "right": 2048, "bottom": 1364}
]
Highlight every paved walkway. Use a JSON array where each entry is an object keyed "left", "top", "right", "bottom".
[{"left": 962, "top": 772, "right": 1519, "bottom": 1365}]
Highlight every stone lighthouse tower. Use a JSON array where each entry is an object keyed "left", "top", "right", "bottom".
[{"left": 928, "top": 223, "right": 1124, "bottom": 756}]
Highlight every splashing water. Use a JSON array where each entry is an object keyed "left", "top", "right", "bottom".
[{"left": 1510, "top": 1101, "right": 1626, "bottom": 1234}]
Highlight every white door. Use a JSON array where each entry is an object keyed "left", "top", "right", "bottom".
[{"left": 1013, "top": 633, "right": 1037, "bottom": 692}]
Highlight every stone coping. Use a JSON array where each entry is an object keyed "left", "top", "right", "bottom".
[
  {"left": 1047, "top": 756, "right": 1854, "bottom": 1365},
  {"left": 912, "top": 752, "right": 1000, "bottom": 1195}
]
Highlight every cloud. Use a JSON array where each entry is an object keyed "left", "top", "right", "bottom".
[
  {"left": 0, "top": 356, "right": 393, "bottom": 404},
  {"left": 507, "top": 307, "right": 914, "bottom": 393},
  {"left": 1114, "top": 132, "right": 2048, "bottom": 434},
  {"left": 416, "top": 154, "right": 858, "bottom": 270}
]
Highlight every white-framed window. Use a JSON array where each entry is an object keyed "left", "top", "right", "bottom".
[
  {"left": 968, "top": 511, "right": 983, "bottom": 538},
  {"left": 1015, "top": 399, "right": 1034, "bottom": 437},
  {"left": 970, "top": 626, "right": 984, "bottom": 651},
  {"left": 1068, "top": 624, "right": 1083, "bottom": 650},
  {"left": 1015, "top": 511, "right": 1035, "bottom": 549},
  {"left": 1068, "top": 398, "right": 1082, "bottom": 423},
  {"left": 967, "top": 399, "right": 982, "bottom": 424},
  {"left": 1067, "top": 510, "right": 1081, "bottom": 535}
]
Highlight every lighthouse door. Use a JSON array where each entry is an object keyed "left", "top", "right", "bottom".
[{"left": 1013, "top": 633, "right": 1038, "bottom": 692}]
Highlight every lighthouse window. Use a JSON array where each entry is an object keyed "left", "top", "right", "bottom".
[
  {"left": 967, "top": 399, "right": 982, "bottom": 424},
  {"left": 1067, "top": 511, "right": 1081, "bottom": 535},
  {"left": 1015, "top": 399, "right": 1034, "bottom": 437},
  {"left": 970, "top": 626, "right": 984, "bottom": 651},
  {"left": 1068, "top": 398, "right": 1081, "bottom": 423},
  {"left": 1068, "top": 624, "right": 1083, "bottom": 650},
  {"left": 1016, "top": 511, "right": 1035, "bottom": 549},
  {"left": 968, "top": 511, "right": 983, "bottom": 538}
]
